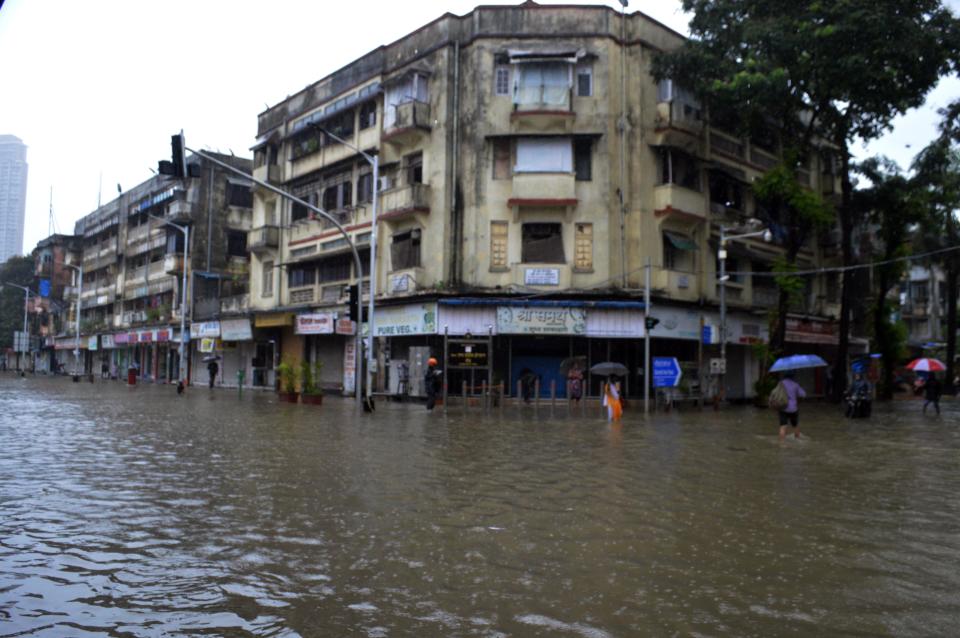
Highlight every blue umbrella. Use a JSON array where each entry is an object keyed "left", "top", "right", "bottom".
[{"left": 769, "top": 354, "right": 828, "bottom": 372}]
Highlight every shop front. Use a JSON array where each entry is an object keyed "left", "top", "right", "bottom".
[
  {"left": 252, "top": 313, "right": 296, "bottom": 390},
  {"left": 296, "top": 312, "right": 351, "bottom": 393},
  {"left": 219, "top": 318, "right": 255, "bottom": 388}
]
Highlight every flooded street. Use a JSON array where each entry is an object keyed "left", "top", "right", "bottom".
[{"left": 1, "top": 375, "right": 958, "bottom": 637}]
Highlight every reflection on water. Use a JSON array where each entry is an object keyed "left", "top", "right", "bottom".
[{"left": 1, "top": 375, "right": 958, "bottom": 636}]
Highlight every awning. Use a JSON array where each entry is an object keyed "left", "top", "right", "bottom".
[
  {"left": 508, "top": 48, "right": 586, "bottom": 64},
  {"left": 664, "top": 231, "right": 698, "bottom": 251},
  {"left": 438, "top": 298, "right": 645, "bottom": 310},
  {"left": 255, "top": 312, "right": 294, "bottom": 328}
]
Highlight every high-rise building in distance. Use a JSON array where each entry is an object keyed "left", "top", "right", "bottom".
[{"left": 0, "top": 135, "right": 29, "bottom": 262}]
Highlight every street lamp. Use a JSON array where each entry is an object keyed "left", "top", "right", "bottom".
[
  {"left": 183, "top": 144, "right": 365, "bottom": 411},
  {"left": 2, "top": 281, "right": 37, "bottom": 372},
  {"left": 148, "top": 213, "right": 189, "bottom": 385},
  {"left": 309, "top": 124, "right": 379, "bottom": 408},
  {"left": 717, "top": 222, "right": 772, "bottom": 403},
  {"left": 60, "top": 263, "right": 84, "bottom": 379}
]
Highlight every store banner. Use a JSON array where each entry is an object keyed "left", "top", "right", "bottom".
[
  {"left": 373, "top": 303, "right": 437, "bottom": 337},
  {"left": 193, "top": 321, "right": 221, "bottom": 338},
  {"left": 157, "top": 329, "right": 171, "bottom": 342},
  {"left": 114, "top": 333, "right": 129, "bottom": 345},
  {"left": 220, "top": 318, "right": 253, "bottom": 341},
  {"left": 343, "top": 337, "right": 357, "bottom": 394},
  {"left": 139, "top": 330, "right": 154, "bottom": 343},
  {"left": 336, "top": 318, "right": 356, "bottom": 336},
  {"left": 200, "top": 338, "right": 216, "bottom": 353},
  {"left": 101, "top": 334, "right": 116, "bottom": 349},
  {"left": 296, "top": 312, "right": 335, "bottom": 335},
  {"left": 496, "top": 306, "right": 587, "bottom": 335},
  {"left": 87, "top": 336, "right": 98, "bottom": 351}
]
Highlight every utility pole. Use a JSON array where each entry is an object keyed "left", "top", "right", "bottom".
[{"left": 644, "top": 257, "right": 651, "bottom": 415}]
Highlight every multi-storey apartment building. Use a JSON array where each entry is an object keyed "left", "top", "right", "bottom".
[
  {"left": 900, "top": 264, "right": 947, "bottom": 349},
  {"left": 248, "top": 1, "right": 851, "bottom": 400},
  {"left": 63, "top": 152, "right": 253, "bottom": 383},
  {"left": 31, "top": 233, "right": 82, "bottom": 373},
  {"left": 0, "top": 135, "right": 28, "bottom": 263}
]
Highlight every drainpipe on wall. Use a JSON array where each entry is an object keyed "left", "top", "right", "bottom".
[{"left": 450, "top": 39, "right": 462, "bottom": 286}]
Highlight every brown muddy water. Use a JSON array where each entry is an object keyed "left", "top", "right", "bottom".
[{"left": 1, "top": 374, "right": 958, "bottom": 636}]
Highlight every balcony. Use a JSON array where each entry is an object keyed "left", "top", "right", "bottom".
[
  {"left": 653, "top": 185, "right": 706, "bottom": 222},
  {"left": 383, "top": 101, "right": 431, "bottom": 146},
  {"left": 167, "top": 199, "right": 192, "bottom": 224},
  {"left": 710, "top": 131, "right": 746, "bottom": 162},
  {"left": 380, "top": 184, "right": 431, "bottom": 222},
  {"left": 289, "top": 287, "right": 315, "bottom": 305},
  {"left": 652, "top": 269, "right": 699, "bottom": 301},
  {"left": 508, "top": 173, "right": 577, "bottom": 220},
  {"left": 220, "top": 294, "right": 250, "bottom": 316},
  {"left": 752, "top": 286, "right": 779, "bottom": 308},
  {"left": 164, "top": 254, "right": 184, "bottom": 274},
  {"left": 652, "top": 101, "right": 704, "bottom": 154},
  {"left": 252, "top": 163, "right": 281, "bottom": 184},
  {"left": 248, "top": 225, "right": 279, "bottom": 254}
]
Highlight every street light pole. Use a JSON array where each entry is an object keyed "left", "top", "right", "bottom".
[
  {"left": 3, "top": 282, "right": 35, "bottom": 372},
  {"left": 310, "top": 125, "right": 378, "bottom": 407},
  {"left": 148, "top": 214, "right": 189, "bottom": 385},
  {"left": 184, "top": 145, "right": 365, "bottom": 411},
  {"left": 717, "top": 224, "right": 772, "bottom": 406}
]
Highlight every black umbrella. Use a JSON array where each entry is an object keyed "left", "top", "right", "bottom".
[
  {"left": 590, "top": 362, "right": 628, "bottom": 377},
  {"left": 202, "top": 354, "right": 221, "bottom": 363}
]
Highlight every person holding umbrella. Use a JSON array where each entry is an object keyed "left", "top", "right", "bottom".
[
  {"left": 206, "top": 355, "right": 220, "bottom": 389},
  {"left": 907, "top": 358, "right": 946, "bottom": 415},
  {"left": 769, "top": 355, "right": 823, "bottom": 442}
]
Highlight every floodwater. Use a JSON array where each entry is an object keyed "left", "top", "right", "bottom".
[{"left": 1, "top": 375, "right": 958, "bottom": 637}]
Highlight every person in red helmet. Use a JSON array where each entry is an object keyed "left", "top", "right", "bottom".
[{"left": 425, "top": 356, "right": 442, "bottom": 410}]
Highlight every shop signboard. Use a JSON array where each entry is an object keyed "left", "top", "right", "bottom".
[
  {"left": 114, "top": 333, "right": 129, "bottom": 345},
  {"left": 373, "top": 303, "right": 437, "bottom": 337},
  {"left": 220, "top": 318, "right": 253, "bottom": 341},
  {"left": 496, "top": 305, "right": 586, "bottom": 335},
  {"left": 336, "top": 318, "right": 356, "bottom": 335},
  {"left": 448, "top": 342, "right": 488, "bottom": 368},
  {"left": 101, "top": 334, "right": 116, "bottom": 349},
  {"left": 193, "top": 321, "right": 221, "bottom": 338},
  {"left": 87, "top": 336, "right": 98, "bottom": 351},
  {"left": 343, "top": 338, "right": 357, "bottom": 394},
  {"left": 524, "top": 268, "right": 560, "bottom": 286},
  {"left": 139, "top": 330, "right": 154, "bottom": 343},
  {"left": 296, "top": 312, "right": 335, "bottom": 335},
  {"left": 156, "top": 329, "right": 171, "bottom": 342}
]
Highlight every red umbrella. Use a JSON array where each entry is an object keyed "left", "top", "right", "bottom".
[{"left": 906, "top": 358, "right": 946, "bottom": 372}]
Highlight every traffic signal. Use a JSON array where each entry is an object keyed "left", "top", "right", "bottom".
[
  {"left": 348, "top": 284, "right": 359, "bottom": 321},
  {"left": 645, "top": 316, "right": 660, "bottom": 330},
  {"left": 158, "top": 133, "right": 187, "bottom": 178}
]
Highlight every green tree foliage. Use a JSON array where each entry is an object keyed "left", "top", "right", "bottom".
[
  {"left": 0, "top": 256, "right": 36, "bottom": 350},
  {"left": 854, "top": 157, "right": 922, "bottom": 398},
  {"left": 654, "top": 0, "right": 960, "bottom": 399}
]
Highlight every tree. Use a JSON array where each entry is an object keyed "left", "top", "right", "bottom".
[
  {"left": 912, "top": 138, "right": 960, "bottom": 389},
  {"left": 854, "top": 157, "right": 921, "bottom": 399},
  {"left": 655, "top": 0, "right": 960, "bottom": 400},
  {"left": 0, "top": 255, "right": 36, "bottom": 350}
]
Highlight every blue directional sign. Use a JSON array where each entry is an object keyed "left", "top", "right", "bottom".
[
  {"left": 652, "top": 357, "right": 682, "bottom": 388},
  {"left": 702, "top": 325, "right": 714, "bottom": 345},
  {"left": 39, "top": 279, "right": 51, "bottom": 298}
]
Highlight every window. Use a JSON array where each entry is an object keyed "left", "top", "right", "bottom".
[
  {"left": 359, "top": 100, "right": 377, "bottom": 130},
  {"left": 493, "top": 140, "right": 511, "bottom": 180},
  {"left": 658, "top": 148, "right": 700, "bottom": 191},
  {"left": 490, "top": 221, "right": 508, "bottom": 269},
  {"left": 404, "top": 152, "right": 423, "bottom": 185},
  {"left": 514, "top": 62, "right": 569, "bottom": 107},
  {"left": 391, "top": 229, "right": 421, "bottom": 270},
  {"left": 226, "top": 230, "right": 247, "bottom": 257},
  {"left": 495, "top": 64, "right": 511, "bottom": 96},
  {"left": 384, "top": 73, "right": 429, "bottom": 128},
  {"left": 913, "top": 282, "right": 929, "bottom": 302},
  {"left": 322, "top": 173, "right": 352, "bottom": 210},
  {"left": 357, "top": 172, "right": 374, "bottom": 204},
  {"left": 323, "top": 110, "right": 355, "bottom": 143},
  {"left": 574, "top": 223, "right": 593, "bottom": 270},
  {"left": 576, "top": 63, "right": 592, "bottom": 97},
  {"left": 522, "top": 223, "right": 564, "bottom": 263},
  {"left": 663, "top": 231, "right": 695, "bottom": 272},
  {"left": 289, "top": 265, "right": 316, "bottom": 288},
  {"left": 226, "top": 182, "right": 253, "bottom": 208},
  {"left": 574, "top": 139, "right": 592, "bottom": 181},
  {"left": 515, "top": 138, "right": 572, "bottom": 173},
  {"left": 318, "top": 254, "right": 352, "bottom": 282},
  {"left": 657, "top": 79, "right": 702, "bottom": 120},
  {"left": 291, "top": 199, "right": 310, "bottom": 223},
  {"left": 262, "top": 261, "right": 274, "bottom": 296},
  {"left": 708, "top": 170, "right": 744, "bottom": 213}
]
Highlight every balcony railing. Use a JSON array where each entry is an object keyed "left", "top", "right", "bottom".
[
  {"left": 380, "top": 183, "right": 431, "bottom": 220},
  {"left": 654, "top": 184, "right": 706, "bottom": 218},
  {"left": 509, "top": 173, "right": 577, "bottom": 210},
  {"left": 220, "top": 294, "right": 250, "bottom": 316},
  {"left": 248, "top": 225, "right": 280, "bottom": 254},
  {"left": 384, "top": 101, "right": 431, "bottom": 145}
]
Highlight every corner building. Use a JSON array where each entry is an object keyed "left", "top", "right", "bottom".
[{"left": 251, "top": 2, "right": 850, "bottom": 401}]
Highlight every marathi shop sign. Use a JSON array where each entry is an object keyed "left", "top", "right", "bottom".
[
  {"left": 373, "top": 303, "right": 437, "bottom": 337},
  {"left": 496, "top": 305, "right": 587, "bottom": 335},
  {"left": 296, "top": 312, "right": 335, "bottom": 335},
  {"left": 220, "top": 318, "right": 253, "bottom": 341},
  {"left": 193, "top": 321, "right": 221, "bottom": 338}
]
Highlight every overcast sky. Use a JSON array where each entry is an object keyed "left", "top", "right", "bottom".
[{"left": 1, "top": 0, "right": 957, "bottom": 255}]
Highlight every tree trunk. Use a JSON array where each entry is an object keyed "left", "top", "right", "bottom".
[
  {"left": 832, "top": 136, "right": 854, "bottom": 403},
  {"left": 872, "top": 272, "right": 893, "bottom": 400},
  {"left": 945, "top": 263, "right": 958, "bottom": 393}
]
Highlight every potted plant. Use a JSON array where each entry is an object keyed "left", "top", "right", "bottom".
[
  {"left": 300, "top": 359, "right": 324, "bottom": 405},
  {"left": 276, "top": 358, "right": 300, "bottom": 403}
]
